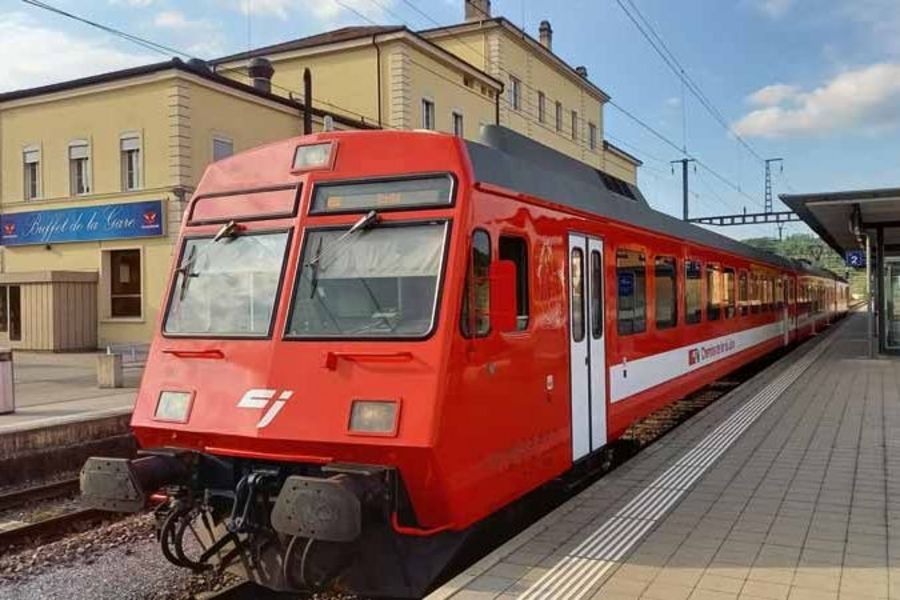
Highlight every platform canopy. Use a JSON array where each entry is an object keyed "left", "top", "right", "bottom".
[{"left": 781, "top": 187, "right": 900, "bottom": 256}]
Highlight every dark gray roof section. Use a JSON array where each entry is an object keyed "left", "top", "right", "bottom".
[{"left": 468, "top": 126, "right": 843, "bottom": 281}]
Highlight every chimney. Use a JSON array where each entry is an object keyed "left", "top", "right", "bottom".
[
  {"left": 465, "top": 0, "right": 491, "bottom": 22},
  {"left": 248, "top": 57, "right": 275, "bottom": 94},
  {"left": 539, "top": 20, "right": 553, "bottom": 51},
  {"left": 575, "top": 66, "right": 588, "bottom": 78}
]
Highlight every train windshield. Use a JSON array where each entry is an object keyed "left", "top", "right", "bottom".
[
  {"left": 287, "top": 222, "right": 448, "bottom": 338},
  {"left": 164, "top": 231, "right": 290, "bottom": 336}
]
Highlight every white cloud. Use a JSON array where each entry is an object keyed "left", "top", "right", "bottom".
[
  {"left": 733, "top": 63, "right": 900, "bottom": 138},
  {"left": 748, "top": 84, "right": 801, "bottom": 107},
  {"left": 0, "top": 12, "right": 152, "bottom": 94},
  {"left": 151, "top": 11, "right": 225, "bottom": 58},
  {"left": 224, "top": 0, "right": 395, "bottom": 23},
  {"left": 154, "top": 10, "right": 192, "bottom": 29},
  {"left": 108, "top": 0, "right": 155, "bottom": 6},
  {"left": 752, "top": 0, "right": 793, "bottom": 18}
]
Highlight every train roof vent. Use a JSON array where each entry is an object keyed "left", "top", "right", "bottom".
[
  {"left": 599, "top": 171, "right": 636, "bottom": 200},
  {"left": 472, "top": 125, "right": 649, "bottom": 208}
]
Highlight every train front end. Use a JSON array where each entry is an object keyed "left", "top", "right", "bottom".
[{"left": 79, "top": 130, "right": 472, "bottom": 597}]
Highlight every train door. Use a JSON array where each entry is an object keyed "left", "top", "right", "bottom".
[
  {"left": 568, "top": 234, "right": 607, "bottom": 462},
  {"left": 783, "top": 276, "right": 790, "bottom": 345}
]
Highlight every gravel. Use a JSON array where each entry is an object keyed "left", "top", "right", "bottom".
[{"left": 0, "top": 513, "right": 238, "bottom": 600}]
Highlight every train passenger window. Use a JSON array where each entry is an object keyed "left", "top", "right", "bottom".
[
  {"left": 776, "top": 279, "right": 784, "bottom": 309},
  {"left": 750, "top": 273, "right": 760, "bottom": 314},
  {"left": 461, "top": 230, "right": 491, "bottom": 337},
  {"left": 616, "top": 250, "right": 647, "bottom": 336},
  {"left": 499, "top": 236, "right": 529, "bottom": 331},
  {"left": 571, "top": 248, "right": 585, "bottom": 342},
  {"left": 723, "top": 268, "right": 736, "bottom": 319},
  {"left": 685, "top": 260, "right": 702, "bottom": 324},
  {"left": 591, "top": 250, "right": 603, "bottom": 339},
  {"left": 706, "top": 265, "right": 721, "bottom": 321},
  {"left": 654, "top": 256, "right": 677, "bottom": 330},
  {"left": 738, "top": 270, "right": 748, "bottom": 316}
]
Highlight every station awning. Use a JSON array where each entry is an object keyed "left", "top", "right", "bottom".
[{"left": 781, "top": 187, "right": 900, "bottom": 256}]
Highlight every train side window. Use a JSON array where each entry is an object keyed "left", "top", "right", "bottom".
[
  {"left": 776, "top": 278, "right": 784, "bottom": 309},
  {"left": 685, "top": 260, "right": 702, "bottom": 324},
  {"left": 616, "top": 249, "right": 646, "bottom": 335},
  {"left": 750, "top": 273, "right": 760, "bottom": 314},
  {"left": 723, "top": 268, "right": 736, "bottom": 319},
  {"left": 654, "top": 256, "right": 677, "bottom": 330},
  {"left": 706, "top": 264, "right": 721, "bottom": 321},
  {"left": 738, "top": 270, "right": 748, "bottom": 316},
  {"left": 499, "top": 236, "right": 530, "bottom": 331},
  {"left": 461, "top": 229, "right": 491, "bottom": 337},
  {"left": 571, "top": 248, "right": 585, "bottom": 342},
  {"left": 590, "top": 249, "right": 603, "bottom": 339}
]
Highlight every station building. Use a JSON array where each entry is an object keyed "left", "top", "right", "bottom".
[
  {"left": 0, "top": 0, "right": 641, "bottom": 350},
  {"left": 213, "top": 0, "right": 641, "bottom": 184},
  {"left": 0, "top": 59, "right": 363, "bottom": 350}
]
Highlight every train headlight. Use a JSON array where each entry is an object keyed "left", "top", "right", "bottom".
[
  {"left": 292, "top": 141, "right": 336, "bottom": 172},
  {"left": 154, "top": 391, "right": 194, "bottom": 422},
  {"left": 349, "top": 400, "right": 398, "bottom": 435}
]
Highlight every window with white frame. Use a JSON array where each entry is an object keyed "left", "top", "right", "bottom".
[
  {"left": 68, "top": 141, "right": 90, "bottom": 195},
  {"left": 555, "top": 101, "right": 563, "bottom": 132},
  {"left": 571, "top": 110, "right": 578, "bottom": 141},
  {"left": 421, "top": 98, "right": 435, "bottom": 130},
  {"left": 23, "top": 147, "right": 40, "bottom": 201},
  {"left": 120, "top": 135, "right": 141, "bottom": 191},
  {"left": 509, "top": 76, "right": 522, "bottom": 110},
  {"left": 588, "top": 122, "right": 597, "bottom": 150},
  {"left": 538, "top": 91, "right": 546, "bottom": 123},
  {"left": 212, "top": 137, "right": 233, "bottom": 162},
  {"left": 452, "top": 111, "right": 464, "bottom": 137}
]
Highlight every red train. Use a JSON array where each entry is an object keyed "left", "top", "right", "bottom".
[{"left": 81, "top": 127, "right": 848, "bottom": 597}]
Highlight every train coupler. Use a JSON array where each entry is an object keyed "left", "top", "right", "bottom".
[
  {"left": 80, "top": 453, "right": 188, "bottom": 512},
  {"left": 271, "top": 464, "right": 387, "bottom": 542}
]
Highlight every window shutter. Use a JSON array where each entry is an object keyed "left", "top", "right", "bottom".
[
  {"left": 24, "top": 149, "right": 39, "bottom": 164},
  {"left": 69, "top": 143, "right": 89, "bottom": 160},
  {"left": 120, "top": 137, "right": 140, "bottom": 151}
]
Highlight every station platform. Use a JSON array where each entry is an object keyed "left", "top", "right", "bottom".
[
  {"left": 0, "top": 351, "right": 138, "bottom": 435},
  {"left": 430, "top": 312, "right": 900, "bottom": 600}
]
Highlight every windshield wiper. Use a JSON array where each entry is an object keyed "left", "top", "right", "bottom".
[
  {"left": 306, "top": 210, "right": 380, "bottom": 268},
  {"left": 306, "top": 210, "right": 380, "bottom": 296},
  {"left": 176, "top": 220, "right": 243, "bottom": 301}
]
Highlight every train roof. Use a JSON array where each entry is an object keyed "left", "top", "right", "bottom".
[{"left": 466, "top": 126, "right": 845, "bottom": 282}]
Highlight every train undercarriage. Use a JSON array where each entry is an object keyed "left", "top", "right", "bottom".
[{"left": 80, "top": 450, "right": 469, "bottom": 598}]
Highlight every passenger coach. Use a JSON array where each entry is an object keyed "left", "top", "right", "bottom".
[{"left": 81, "top": 126, "right": 848, "bottom": 597}]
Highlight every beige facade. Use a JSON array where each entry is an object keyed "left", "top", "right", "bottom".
[
  {"left": 214, "top": 15, "right": 640, "bottom": 184},
  {"left": 0, "top": 60, "right": 356, "bottom": 349},
  {"left": 215, "top": 27, "right": 503, "bottom": 141}
]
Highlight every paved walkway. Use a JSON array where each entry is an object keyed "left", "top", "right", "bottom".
[
  {"left": 431, "top": 313, "right": 900, "bottom": 600},
  {"left": 0, "top": 351, "right": 139, "bottom": 434}
]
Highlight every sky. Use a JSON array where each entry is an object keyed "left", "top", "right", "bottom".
[{"left": 1, "top": 0, "right": 899, "bottom": 241}]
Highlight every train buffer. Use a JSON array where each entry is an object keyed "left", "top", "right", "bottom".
[{"left": 429, "top": 311, "right": 899, "bottom": 600}]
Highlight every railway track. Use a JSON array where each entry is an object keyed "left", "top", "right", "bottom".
[
  {"left": 0, "top": 507, "right": 109, "bottom": 549},
  {"left": 0, "top": 477, "right": 123, "bottom": 551},
  {"left": 0, "top": 477, "right": 80, "bottom": 512}
]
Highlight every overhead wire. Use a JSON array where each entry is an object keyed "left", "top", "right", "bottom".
[
  {"left": 399, "top": 0, "right": 770, "bottom": 211},
  {"left": 21, "top": 0, "right": 393, "bottom": 128},
  {"left": 614, "top": 0, "right": 765, "bottom": 165}
]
